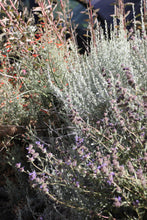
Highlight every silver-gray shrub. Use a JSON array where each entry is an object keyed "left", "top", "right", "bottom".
[{"left": 49, "top": 21, "right": 146, "bottom": 124}]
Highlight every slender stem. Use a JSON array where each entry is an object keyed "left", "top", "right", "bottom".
[
  {"left": 9, "top": 0, "right": 25, "bottom": 25},
  {"left": 88, "top": 0, "right": 96, "bottom": 48}
]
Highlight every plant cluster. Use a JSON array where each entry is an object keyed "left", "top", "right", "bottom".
[
  {"left": 0, "top": 0, "right": 147, "bottom": 219},
  {"left": 16, "top": 57, "right": 147, "bottom": 219}
]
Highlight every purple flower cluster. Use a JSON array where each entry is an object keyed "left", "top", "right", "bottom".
[
  {"left": 75, "top": 136, "right": 84, "bottom": 146},
  {"left": 15, "top": 163, "right": 24, "bottom": 172},
  {"left": 28, "top": 169, "right": 49, "bottom": 194},
  {"left": 26, "top": 144, "right": 39, "bottom": 162},
  {"left": 114, "top": 196, "right": 122, "bottom": 207},
  {"left": 73, "top": 136, "right": 84, "bottom": 150},
  {"left": 29, "top": 170, "right": 37, "bottom": 181}
]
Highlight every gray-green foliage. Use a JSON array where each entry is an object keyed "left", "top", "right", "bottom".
[{"left": 49, "top": 24, "right": 147, "bottom": 123}]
